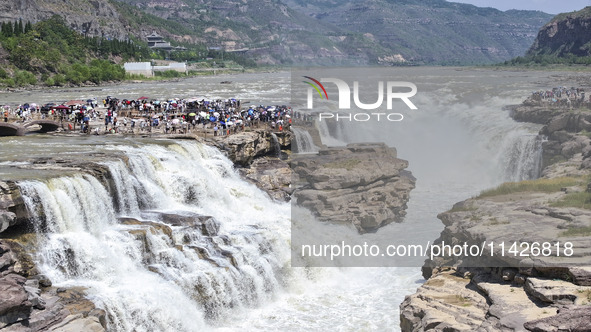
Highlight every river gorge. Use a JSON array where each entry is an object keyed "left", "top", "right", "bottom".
[{"left": 1, "top": 68, "right": 590, "bottom": 331}]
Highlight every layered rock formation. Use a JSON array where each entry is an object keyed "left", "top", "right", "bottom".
[
  {"left": 401, "top": 97, "right": 591, "bottom": 332},
  {"left": 0, "top": 239, "right": 106, "bottom": 332},
  {"left": 239, "top": 157, "right": 292, "bottom": 201},
  {"left": 292, "top": 143, "right": 415, "bottom": 233},
  {"left": 207, "top": 130, "right": 291, "bottom": 167},
  {"left": 527, "top": 7, "right": 591, "bottom": 57},
  {"left": 0, "top": 0, "right": 128, "bottom": 40}
]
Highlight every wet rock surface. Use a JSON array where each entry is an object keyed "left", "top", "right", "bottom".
[
  {"left": 0, "top": 240, "right": 104, "bottom": 331},
  {"left": 207, "top": 129, "right": 291, "bottom": 166},
  {"left": 240, "top": 157, "right": 292, "bottom": 202}
]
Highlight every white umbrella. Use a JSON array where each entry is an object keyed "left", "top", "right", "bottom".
[{"left": 199, "top": 111, "right": 207, "bottom": 117}]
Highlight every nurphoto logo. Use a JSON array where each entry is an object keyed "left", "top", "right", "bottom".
[{"left": 302, "top": 76, "right": 418, "bottom": 122}]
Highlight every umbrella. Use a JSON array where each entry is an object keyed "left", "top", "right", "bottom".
[
  {"left": 2, "top": 105, "right": 9, "bottom": 109},
  {"left": 53, "top": 105, "right": 70, "bottom": 110},
  {"left": 153, "top": 101, "right": 161, "bottom": 105},
  {"left": 199, "top": 111, "right": 207, "bottom": 117},
  {"left": 213, "top": 112, "right": 219, "bottom": 117},
  {"left": 172, "top": 119, "right": 180, "bottom": 125},
  {"left": 152, "top": 115, "right": 159, "bottom": 118},
  {"left": 138, "top": 96, "right": 149, "bottom": 100},
  {"left": 30, "top": 103, "right": 37, "bottom": 108},
  {"left": 188, "top": 113, "right": 196, "bottom": 116},
  {"left": 86, "top": 99, "right": 93, "bottom": 102}
]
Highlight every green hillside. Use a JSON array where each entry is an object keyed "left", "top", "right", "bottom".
[{"left": 0, "top": 16, "right": 147, "bottom": 87}]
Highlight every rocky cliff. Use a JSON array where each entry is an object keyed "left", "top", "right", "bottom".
[
  {"left": 400, "top": 98, "right": 591, "bottom": 331},
  {"left": 0, "top": 0, "right": 128, "bottom": 40},
  {"left": 527, "top": 6, "right": 591, "bottom": 57},
  {"left": 292, "top": 143, "right": 415, "bottom": 233}
]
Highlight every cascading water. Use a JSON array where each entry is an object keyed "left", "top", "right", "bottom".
[
  {"left": 291, "top": 127, "right": 319, "bottom": 154},
  {"left": 1, "top": 69, "right": 561, "bottom": 332},
  {"left": 315, "top": 120, "right": 346, "bottom": 146},
  {"left": 270, "top": 132, "right": 282, "bottom": 158},
  {"left": 18, "top": 141, "right": 292, "bottom": 331}
]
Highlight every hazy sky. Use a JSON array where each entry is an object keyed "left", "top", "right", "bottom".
[{"left": 448, "top": 0, "right": 590, "bottom": 14}]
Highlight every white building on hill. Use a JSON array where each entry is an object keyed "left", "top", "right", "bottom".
[
  {"left": 124, "top": 62, "right": 153, "bottom": 77},
  {"left": 153, "top": 62, "right": 187, "bottom": 74},
  {"left": 124, "top": 62, "right": 188, "bottom": 77}
]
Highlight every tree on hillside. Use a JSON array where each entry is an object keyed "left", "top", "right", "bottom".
[
  {"left": 24, "top": 21, "right": 32, "bottom": 34},
  {"left": 15, "top": 19, "right": 23, "bottom": 36},
  {"left": 1, "top": 22, "right": 13, "bottom": 38}
]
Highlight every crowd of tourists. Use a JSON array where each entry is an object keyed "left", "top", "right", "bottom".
[
  {"left": 530, "top": 86, "right": 589, "bottom": 108},
  {"left": 3, "top": 96, "right": 293, "bottom": 136}
]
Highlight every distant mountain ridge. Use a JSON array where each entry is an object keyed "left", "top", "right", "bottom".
[
  {"left": 0, "top": 0, "right": 555, "bottom": 65},
  {"left": 284, "top": 0, "right": 553, "bottom": 64}
]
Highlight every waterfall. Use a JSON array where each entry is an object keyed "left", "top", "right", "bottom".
[
  {"left": 5, "top": 68, "right": 559, "bottom": 332},
  {"left": 315, "top": 120, "right": 346, "bottom": 147},
  {"left": 270, "top": 132, "right": 282, "bottom": 158},
  {"left": 291, "top": 127, "right": 319, "bottom": 154},
  {"left": 498, "top": 134, "right": 543, "bottom": 182},
  {"left": 316, "top": 96, "right": 544, "bottom": 186},
  {"left": 18, "top": 141, "right": 291, "bottom": 331}
]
